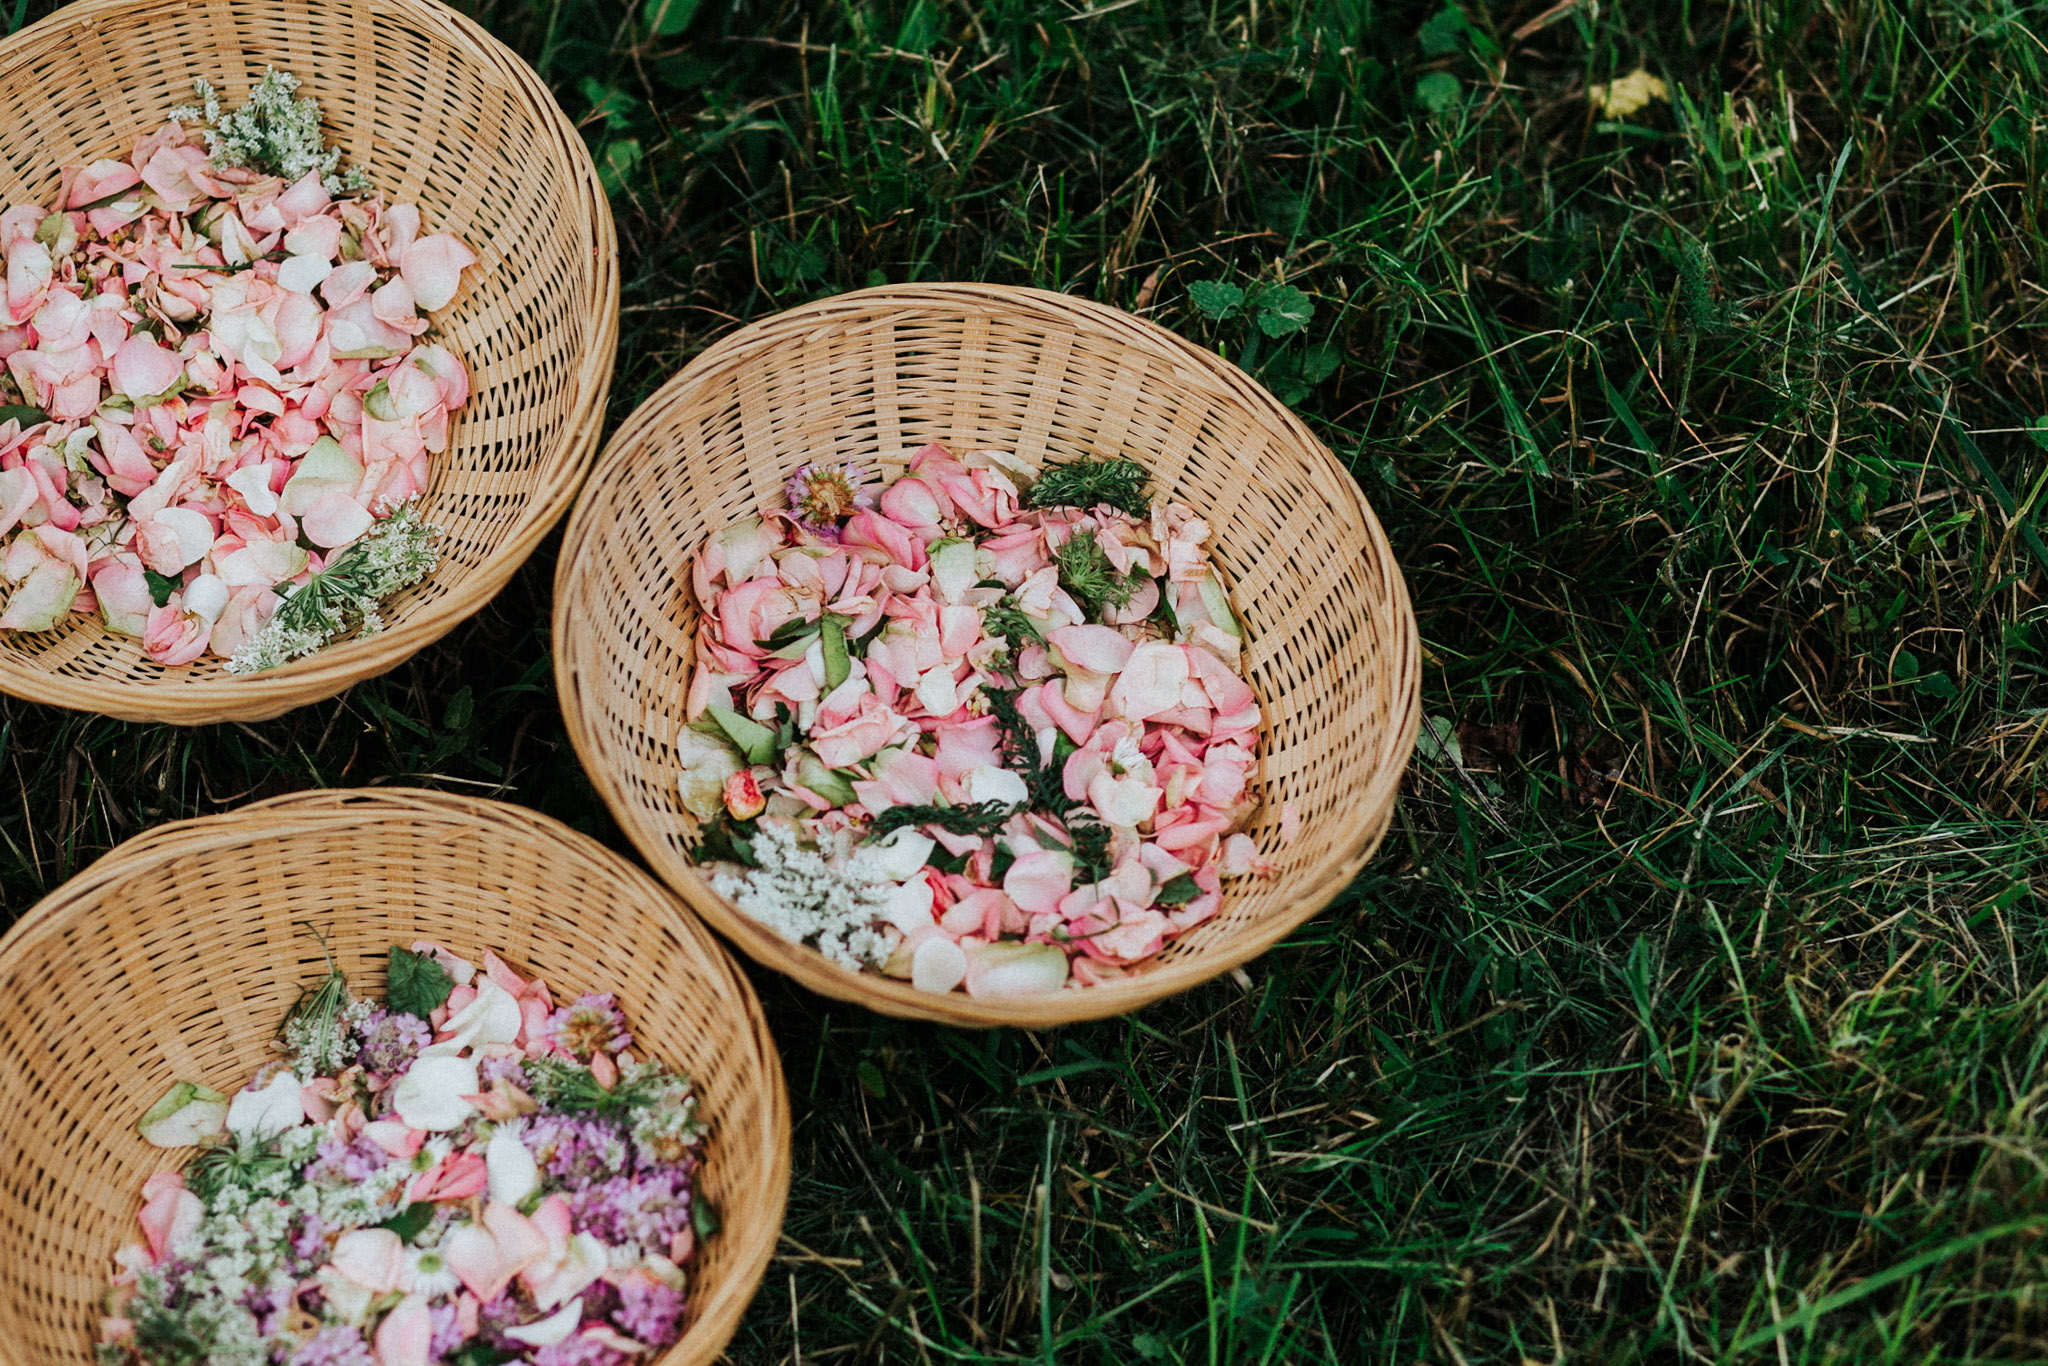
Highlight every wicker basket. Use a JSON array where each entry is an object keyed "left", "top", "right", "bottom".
[
  {"left": 0, "top": 0, "right": 618, "bottom": 723},
  {"left": 0, "top": 789, "right": 788, "bottom": 1366},
  {"left": 553, "top": 283, "right": 1421, "bottom": 1028}
]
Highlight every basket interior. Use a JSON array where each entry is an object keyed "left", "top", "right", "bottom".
[
  {"left": 0, "top": 0, "right": 606, "bottom": 695},
  {"left": 0, "top": 798, "right": 783, "bottom": 1366},
  {"left": 560, "top": 291, "right": 1417, "bottom": 1022}
]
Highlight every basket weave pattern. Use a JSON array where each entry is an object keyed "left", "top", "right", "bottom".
[
  {"left": 555, "top": 284, "right": 1421, "bottom": 1027},
  {"left": 0, "top": 789, "right": 789, "bottom": 1366},
  {"left": 0, "top": 0, "right": 618, "bottom": 723}
]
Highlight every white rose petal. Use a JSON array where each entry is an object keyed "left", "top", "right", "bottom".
[
  {"left": 277, "top": 253, "right": 334, "bottom": 294},
  {"left": 911, "top": 936, "right": 968, "bottom": 994},
  {"left": 914, "top": 666, "right": 959, "bottom": 717},
  {"left": 225, "top": 1071, "right": 305, "bottom": 1141},
  {"left": 181, "top": 572, "right": 229, "bottom": 624},
  {"left": 224, "top": 464, "right": 279, "bottom": 517},
  {"left": 869, "top": 829, "right": 936, "bottom": 881},
  {"left": 486, "top": 1123, "right": 540, "bottom": 1207},
  {"left": 502, "top": 1297, "right": 584, "bottom": 1347},
  {"left": 433, "top": 976, "right": 523, "bottom": 1054},
  {"left": 964, "top": 941, "right": 1069, "bottom": 1000},
  {"left": 880, "top": 877, "right": 936, "bottom": 935},
  {"left": 391, "top": 1054, "right": 479, "bottom": 1131},
  {"left": 965, "top": 765, "right": 1029, "bottom": 808}
]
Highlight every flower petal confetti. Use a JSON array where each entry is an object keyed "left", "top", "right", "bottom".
[
  {"left": 0, "top": 70, "right": 477, "bottom": 671},
  {"left": 99, "top": 941, "right": 707, "bottom": 1366},
  {"left": 684, "top": 443, "right": 1284, "bottom": 997}
]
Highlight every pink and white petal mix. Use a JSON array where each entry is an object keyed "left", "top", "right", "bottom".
[
  {"left": 688, "top": 444, "right": 1300, "bottom": 1000},
  {"left": 0, "top": 106, "right": 475, "bottom": 666},
  {"left": 102, "top": 945, "right": 704, "bottom": 1366}
]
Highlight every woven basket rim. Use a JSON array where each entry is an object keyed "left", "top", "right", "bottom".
[
  {"left": 555, "top": 282, "right": 1421, "bottom": 1028},
  {"left": 0, "top": 787, "right": 791, "bottom": 1366},
  {"left": 0, "top": 0, "right": 620, "bottom": 724}
]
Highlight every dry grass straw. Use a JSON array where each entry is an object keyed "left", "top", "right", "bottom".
[
  {"left": 554, "top": 283, "right": 1420, "bottom": 1027},
  {"left": 0, "top": 788, "right": 789, "bottom": 1366},
  {"left": 0, "top": 0, "right": 618, "bottom": 722}
]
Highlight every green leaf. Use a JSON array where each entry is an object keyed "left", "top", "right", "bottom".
[
  {"left": 596, "top": 138, "right": 644, "bottom": 196},
  {"left": 706, "top": 704, "right": 778, "bottom": 765},
  {"left": 442, "top": 685, "right": 474, "bottom": 731},
  {"left": 0, "top": 403, "right": 48, "bottom": 427},
  {"left": 757, "top": 616, "right": 821, "bottom": 650},
  {"left": 1188, "top": 279, "right": 1245, "bottom": 319},
  {"left": 577, "top": 78, "right": 637, "bottom": 131},
  {"left": 387, "top": 945, "right": 453, "bottom": 1020},
  {"left": 1415, "top": 71, "right": 1462, "bottom": 114},
  {"left": 1417, "top": 5, "right": 1472, "bottom": 54},
  {"left": 821, "top": 615, "right": 851, "bottom": 691},
  {"left": 693, "top": 1196, "right": 722, "bottom": 1238},
  {"left": 1155, "top": 873, "right": 1201, "bottom": 906},
  {"left": 378, "top": 1201, "right": 434, "bottom": 1242},
  {"left": 144, "top": 569, "right": 181, "bottom": 609},
  {"left": 1296, "top": 342, "right": 1342, "bottom": 386},
  {"left": 857, "top": 1059, "right": 887, "bottom": 1098},
  {"left": 643, "top": 0, "right": 701, "bottom": 34},
  {"left": 447, "top": 1343, "right": 512, "bottom": 1366},
  {"left": 1917, "top": 671, "right": 1958, "bottom": 700},
  {"left": 2027, "top": 416, "right": 2048, "bottom": 453},
  {"left": 1254, "top": 285, "right": 1314, "bottom": 337}
]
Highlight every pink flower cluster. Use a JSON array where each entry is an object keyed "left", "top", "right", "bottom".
[
  {"left": 0, "top": 119, "right": 475, "bottom": 663},
  {"left": 105, "top": 946, "right": 702, "bottom": 1366},
  {"left": 687, "top": 444, "right": 1294, "bottom": 997}
]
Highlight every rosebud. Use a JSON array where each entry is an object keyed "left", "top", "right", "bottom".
[{"left": 723, "top": 768, "right": 766, "bottom": 820}]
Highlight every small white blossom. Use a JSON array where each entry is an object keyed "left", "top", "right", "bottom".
[{"left": 712, "top": 820, "right": 898, "bottom": 970}]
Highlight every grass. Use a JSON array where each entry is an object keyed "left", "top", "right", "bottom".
[{"left": 6, "top": 0, "right": 2048, "bottom": 1359}]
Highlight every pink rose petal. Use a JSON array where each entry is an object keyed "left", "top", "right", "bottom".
[{"left": 399, "top": 233, "right": 478, "bottom": 312}]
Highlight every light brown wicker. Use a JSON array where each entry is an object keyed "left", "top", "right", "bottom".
[
  {"left": 0, "top": 789, "right": 788, "bottom": 1366},
  {"left": 0, "top": 0, "right": 618, "bottom": 723},
  {"left": 553, "top": 283, "right": 1421, "bottom": 1028}
]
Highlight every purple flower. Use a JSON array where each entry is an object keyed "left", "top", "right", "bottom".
[
  {"left": 783, "top": 463, "right": 873, "bottom": 540},
  {"left": 428, "top": 1301, "right": 467, "bottom": 1359},
  {"left": 307, "top": 1131, "right": 393, "bottom": 1186},
  {"left": 476, "top": 1290, "right": 534, "bottom": 1352},
  {"left": 290, "top": 1209, "right": 334, "bottom": 1268},
  {"left": 479, "top": 1052, "right": 529, "bottom": 1088},
  {"left": 289, "top": 1327, "right": 377, "bottom": 1366},
  {"left": 571, "top": 1166, "right": 693, "bottom": 1249},
  {"left": 525, "top": 1113, "right": 632, "bottom": 1189},
  {"left": 530, "top": 1336, "right": 628, "bottom": 1366},
  {"left": 545, "top": 993, "right": 633, "bottom": 1062},
  {"left": 354, "top": 1007, "right": 431, "bottom": 1076},
  {"left": 614, "top": 1278, "right": 688, "bottom": 1347}
]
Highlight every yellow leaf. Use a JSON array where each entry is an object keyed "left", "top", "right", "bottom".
[{"left": 1588, "top": 68, "right": 1669, "bottom": 119}]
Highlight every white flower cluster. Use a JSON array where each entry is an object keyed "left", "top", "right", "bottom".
[
  {"left": 281, "top": 995, "right": 375, "bottom": 1080},
  {"left": 624, "top": 1064, "right": 704, "bottom": 1165},
  {"left": 174, "top": 70, "right": 370, "bottom": 195},
  {"left": 228, "top": 504, "right": 440, "bottom": 674},
  {"left": 712, "top": 821, "right": 897, "bottom": 970}
]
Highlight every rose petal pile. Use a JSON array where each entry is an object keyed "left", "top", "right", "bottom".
[
  {"left": 102, "top": 945, "right": 705, "bottom": 1366},
  {"left": 683, "top": 444, "right": 1296, "bottom": 999},
  {"left": 0, "top": 115, "right": 476, "bottom": 664}
]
